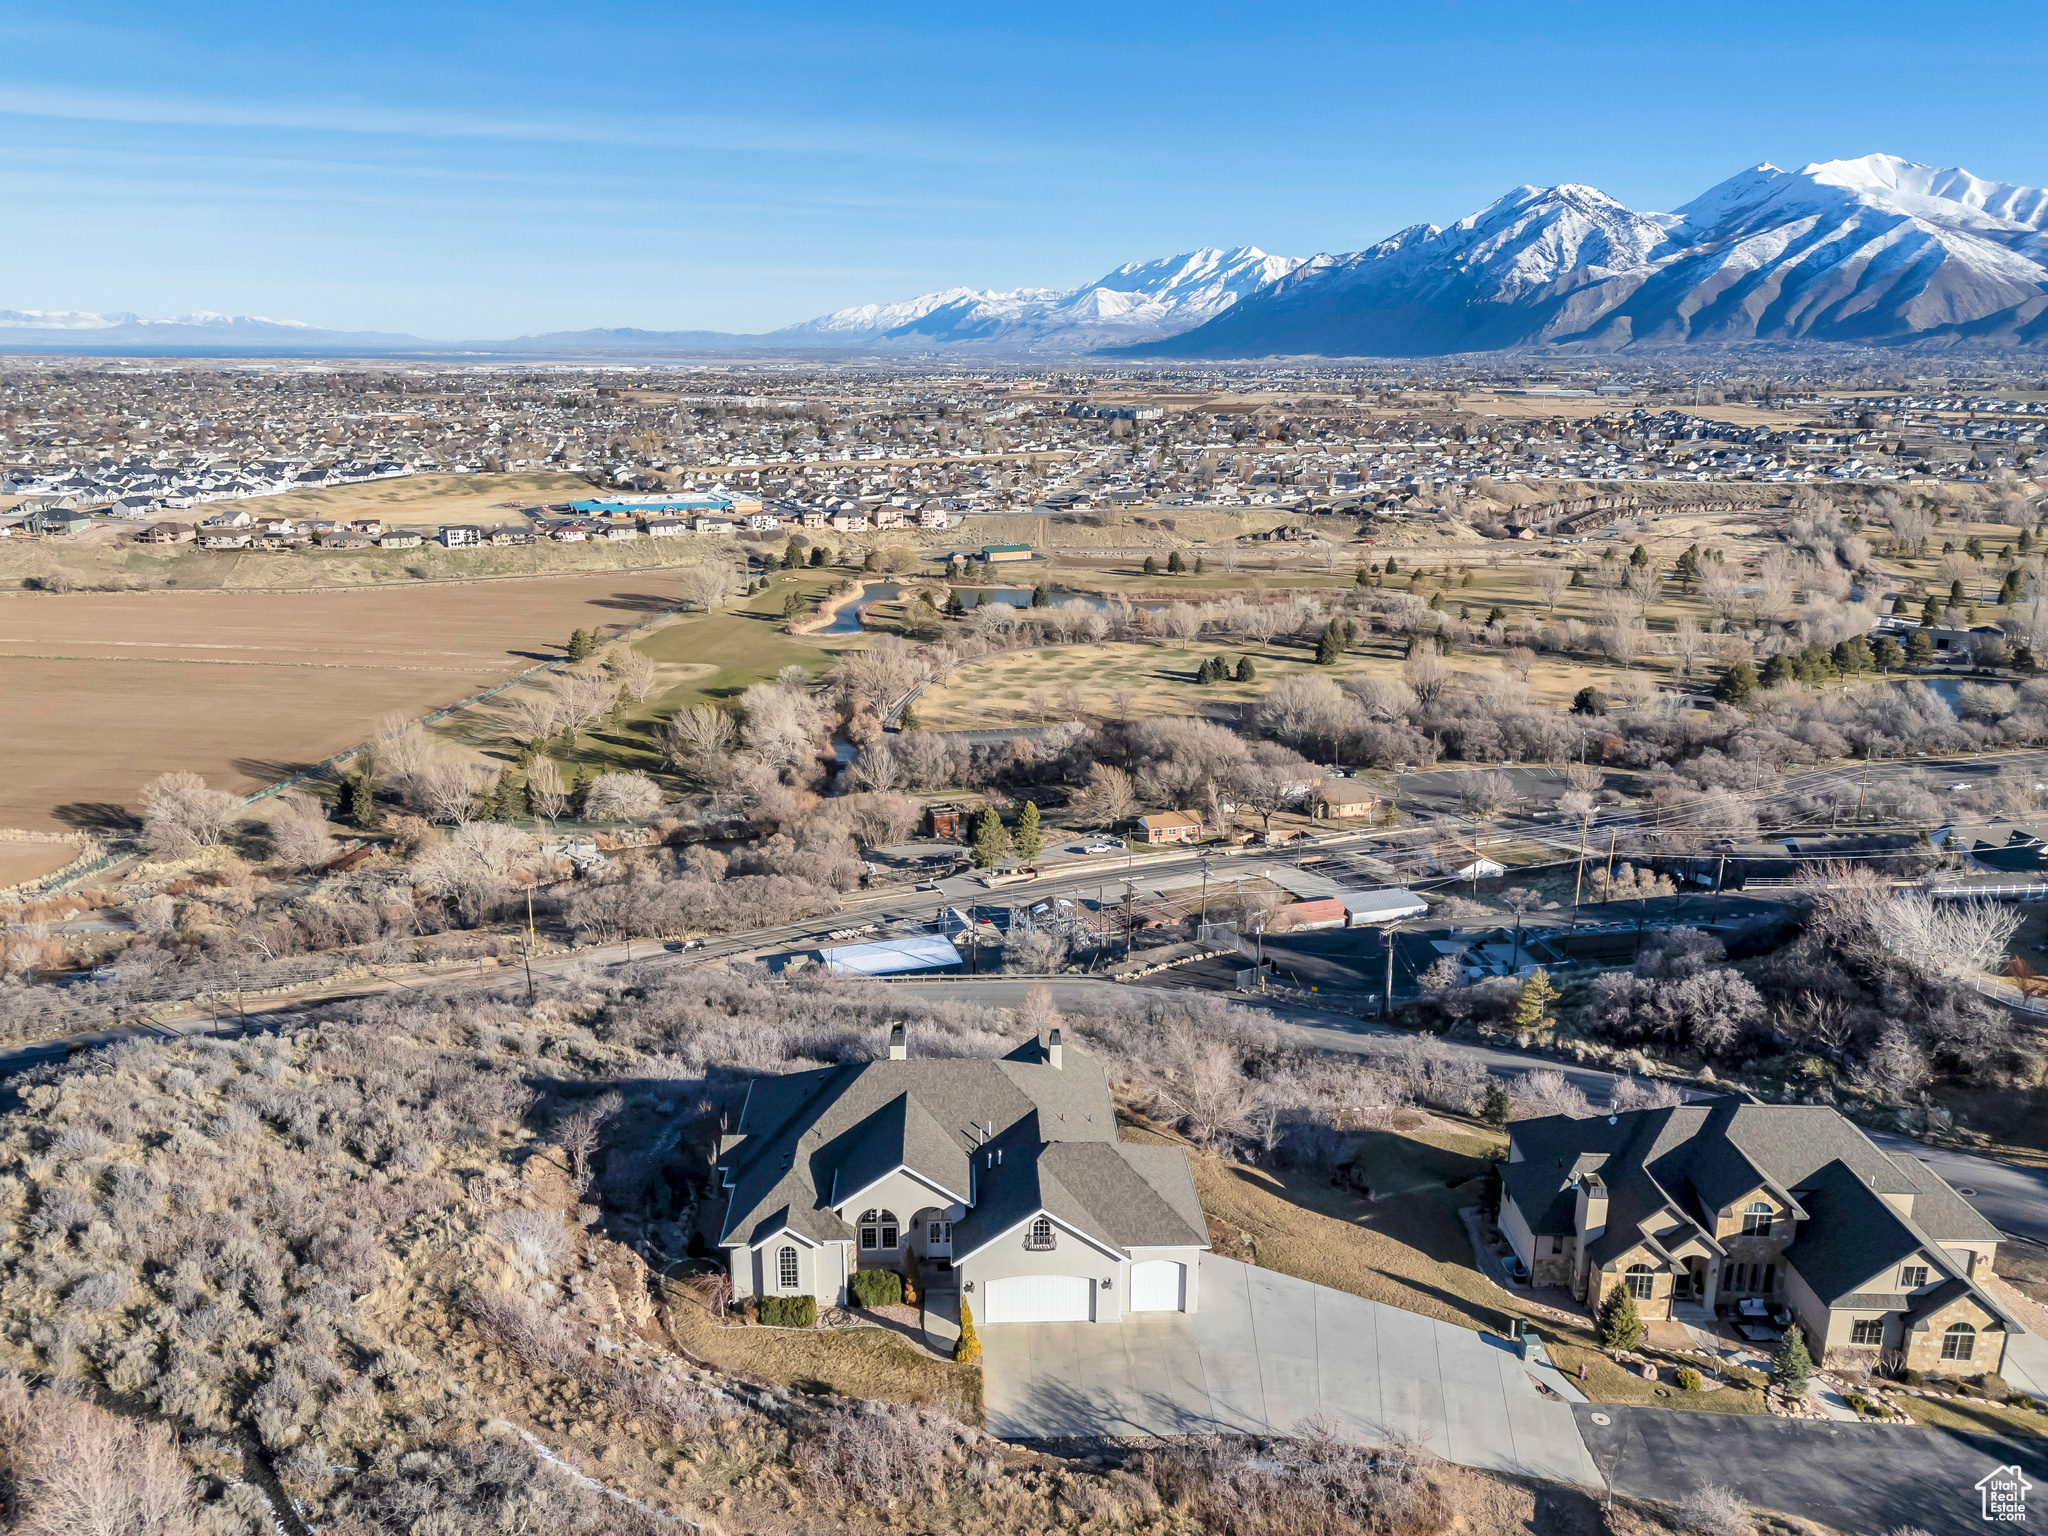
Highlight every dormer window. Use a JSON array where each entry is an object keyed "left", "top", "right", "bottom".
[
  {"left": 1901, "top": 1264, "right": 1929, "bottom": 1290},
  {"left": 1741, "top": 1201, "right": 1773, "bottom": 1236},
  {"left": 1025, "top": 1216, "right": 1056, "bottom": 1251}
]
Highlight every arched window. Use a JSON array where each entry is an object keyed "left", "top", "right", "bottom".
[
  {"left": 778, "top": 1245, "right": 799, "bottom": 1291},
  {"left": 1624, "top": 1263, "right": 1655, "bottom": 1301},
  {"left": 1942, "top": 1322, "right": 1977, "bottom": 1361},
  {"left": 858, "top": 1210, "right": 899, "bottom": 1251},
  {"left": 1741, "top": 1201, "right": 1773, "bottom": 1237},
  {"left": 1026, "top": 1216, "right": 1056, "bottom": 1251}
]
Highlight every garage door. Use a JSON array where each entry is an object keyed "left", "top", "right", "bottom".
[
  {"left": 1131, "top": 1259, "right": 1186, "bottom": 1312},
  {"left": 983, "top": 1274, "right": 1093, "bottom": 1323}
]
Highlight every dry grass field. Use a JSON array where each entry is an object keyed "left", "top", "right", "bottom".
[
  {"left": 0, "top": 573, "right": 701, "bottom": 830},
  {"left": 0, "top": 842, "right": 80, "bottom": 886}
]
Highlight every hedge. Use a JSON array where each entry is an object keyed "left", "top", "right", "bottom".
[
  {"left": 761, "top": 1295, "right": 818, "bottom": 1329},
  {"left": 850, "top": 1268, "right": 904, "bottom": 1309}
]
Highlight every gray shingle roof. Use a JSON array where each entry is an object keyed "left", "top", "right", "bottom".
[{"left": 716, "top": 1038, "right": 1204, "bottom": 1262}]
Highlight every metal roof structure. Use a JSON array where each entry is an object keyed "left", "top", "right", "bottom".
[{"left": 816, "top": 934, "right": 964, "bottom": 976}]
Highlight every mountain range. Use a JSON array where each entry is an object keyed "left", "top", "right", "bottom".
[{"left": 8, "top": 156, "right": 2045, "bottom": 357}]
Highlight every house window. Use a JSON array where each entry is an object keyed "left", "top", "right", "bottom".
[
  {"left": 1550, "top": 1236, "right": 1565, "bottom": 1255},
  {"left": 1851, "top": 1319, "right": 1885, "bottom": 1346},
  {"left": 1741, "top": 1201, "right": 1773, "bottom": 1237},
  {"left": 928, "top": 1220, "right": 952, "bottom": 1246},
  {"left": 1026, "top": 1217, "right": 1056, "bottom": 1251},
  {"left": 778, "top": 1246, "right": 799, "bottom": 1291},
  {"left": 858, "top": 1210, "right": 899, "bottom": 1251},
  {"left": 1942, "top": 1323, "right": 1976, "bottom": 1362},
  {"left": 1624, "top": 1264, "right": 1655, "bottom": 1301},
  {"left": 1761, "top": 1264, "right": 1775, "bottom": 1294},
  {"left": 1901, "top": 1265, "right": 1929, "bottom": 1290}
]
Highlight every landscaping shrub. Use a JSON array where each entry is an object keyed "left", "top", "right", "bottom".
[
  {"left": 849, "top": 1268, "right": 904, "bottom": 1309},
  {"left": 1843, "top": 1392, "right": 1871, "bottom": 1415},
  {"left": 2010, "top": 1394, "right": 2041, "bottom": 1412},
  {"left": 1979, "top": 1372, "right": 2010, "bottom": 1398},
  {"left": 1597, "top": 1284, "right": 1645, "bottom": 1351},
  {"left": 1771, "top": 1327, "right": 1812, "bottom": 1393},
  {"left": 1901, "top": 1368, "right": 1923, "bottom": 1386},
  {"left": 761, "top": 1295, "right": 818, "bottom": 1329},
  {"left": 794, "top": 1399, "right": 958, "bottom": 1508},
  {"left": 1674, "top": 1367, "right": 1702, "bottom": 1392},
  {"left": 954, "top": 1300, "right": 981, "bottom": 1364}
]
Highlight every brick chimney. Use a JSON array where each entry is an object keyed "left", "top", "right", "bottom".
[
  {"left": 887, "top": 1024, "right": 907, "bottom": 1061},
  {"left": 1047, "top": 1028, "right": 1063, "bottom": 1070}
]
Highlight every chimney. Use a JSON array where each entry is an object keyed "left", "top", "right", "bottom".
[
  {"left": 1047, "top": 1028, "right": 1063, "bottom": 1070},
  {"left": 887, "top": 1024, "right": 907, "bottom": 1061},
  {"left": 1574, "top": 1173, "right": 1608, "bottom": 1244}
]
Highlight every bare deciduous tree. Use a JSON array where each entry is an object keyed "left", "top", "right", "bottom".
[
  {"left": 583, "top": 771, "right": 662, "bottom": 822},
  {"left": 526, "top": 758, "right": 568, "bottom": 821},
  {"left": 267, "top": 793, "right": 333, "bottom": 871},
  {"left": 139, "top": 771, "right": 238, "bottom": 858}
]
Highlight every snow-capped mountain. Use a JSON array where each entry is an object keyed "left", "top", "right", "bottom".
[
  {"left": 0, "top": 310, "right": 421, "bottom": 346},
  {"left": 1134, "top": 155, "right": 2048, "bottom": 357},
  {"left": 773, "top": 246, "right": 1304, "bottom": 350}
]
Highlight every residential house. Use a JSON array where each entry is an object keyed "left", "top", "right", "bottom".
[
  {"left": 319, "top": 532, "right": 373, "bottom": 550},
  {"left": 747, "top": 512, "right": 782, "bottom": 531},
  {"left": 1501, "top": 1098, "right": 2012, "bottom": 1377},
  {"left": 377, "top": 529, "right": 425, "bottom": 549},
  {"left": 203, "top": 507, "right": 254, "bottom": 529},
  {"left": 829, "top": 511, "right": 870, "bottom": 533},
  {"left": 488, "top": 526, "right": 535, "bottom": 546},
  {"left": 23, "top": 508, "right": 94, "bottom": 538},
  {"left": 200, "top": 530, "right": 253, "bottom": 550},
  {"left": 136, "top": 523, "right": 190, "bottom": 544},
  {"left": 438, "top": 525, "right": 483, "bottom": 548},
  {"left": 716, "top": 1026, "right": 1208, "bottom": 1322},
  {"left": 799, "top": 510, "right": 830, "bottom": 529},
  {"left": 347, "top": 517, "right": 385, "bottom": 535},
  {"left": 1312, "top": 781, "right": 1382, "bottom": 821},
  {"left": 694, "top": 516, "right": 736, "bottom": 535},
  {"left": 1136, "top": 811, "right": 1203, "bottom": 845},
  {"left": 918, "top": 507, "right": 953, "bottom": 530},
  {"left": 603, "top": 523, "right": 641, "bottom": 541},
  {"left": 643, "top": 517, "right": 684, "bottom": 538}
]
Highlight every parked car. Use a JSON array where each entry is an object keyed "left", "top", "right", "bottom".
[{"left": 1084, "top": 841, "right": 1121, "bottom": 853}]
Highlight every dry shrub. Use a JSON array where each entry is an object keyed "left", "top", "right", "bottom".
[
  {"left": 4, "top": 1382, "right": 202, "bottom": 1536},
  {"left": 1677, "top": 1483, "right": 1753, "bottom": 1536},
  {"left": 490, "top": 1206, "right": 574, "bottom": 1278},
  {"left": 468, "top": 1287, "right": 587, "bottom": 1374},
  {"left": 1150, "top": 1424, "right": 1441, "bottom": 1536},
  {"left": 793, "top": 1399, "right": 960, "bottom": 1508}
]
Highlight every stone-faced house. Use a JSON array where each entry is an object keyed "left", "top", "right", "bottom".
[
  {"left": 1501, "top": 1097, "right": 2011, "bottom": 1376},
  {"left": 716, "top": 1028, "right": 1208, "bottom": 1324}
]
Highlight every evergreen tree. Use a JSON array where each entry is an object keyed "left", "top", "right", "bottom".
[
  {"left": 1760, "top": 654, "right": 1798, "bottom": 688},
  {"left": 1481, "top": 1080, "right": 1512, "bottom": 1128},
  {"left": 1384, "top": 556, "right": 1399, "bottom": 575},
  {"left": 1908, "top": 630, "right": 1935, "bottom": 665},
  {"left": 347, "top": 772, "right": 377, "bottom": 828},
  {"left": 1572, "top": 685, "right": 1608, "bottom": 715},
  {"left": 571, "top": 768, "right": 593, "bottom": 818},
  {"left": 783, "top": 538, "right": 804, "bottom": 569},
  {"left": 1316, "top": 622, "right": 1344, "bottom": 665},
  {"left": 945, "top": 589, "right": 965, "bottom": 617},
  {"left": 1031, "top": 584, "right": 1050, "bottom": 607},
  {"left": 808, "top": 545, "right": 826, "bottom": 566},
  {"left": 1872, "top": 636, "right": 1904, "bottom": 672},
  {"left": 970, "top": 807, "right": 1009, "bottom": 869},
  {"left": 898, "top": 702, "right": 920, "bottom": 731},
  {"left": 1509, "top": 969, "right": 1559, "bottom": 1032},
  {"left": 1890, "top": 592, "right": 1910, "bottom": 614},
  {"left": 567, "top": 628, "right": 593, "bottom": 662},
  {"left": 1355, "top": 565, "right": 1371, "bottom": 587},
  {"left": 1486, "top": 606, "right": 1506, "bottom": 624},
  {"left": 1675, "top": 546, "right": 1701, "bottom": 592},
  {"left": 1716, "top": 660, "right": 1758, "bottom": 705},
  {"left": 1236, "top": 656, "right": 1257, "bottom": 682},
  {"left": 1193, "top": 555, "right": 1206, "bottom": 575},
  {"left": 1014, "top": 800, "right": 1042, "bottom": 862},
  {"left": 1630, "top": 543, "right": 1650, "bottom": 568},
  {"left": 1460, "top": 569, "right": 1475, "bottom": 588},
  {"left": 862, "top": 549, "right": 879, "bottom": 572},
  {"left": 2023, "top": 527, "right": 2037, "bottom": 556},
  {"left": 1167, "top": 549, "right": 1186, "bottom": 574},
  {"left": 1771, "top": 1326, "right": 1813, "bottom": 1393},
  {"left": 473, "top": 773, "right": 501, "bottom": 822},
  {"left": 783, "top": 588, "right": 802, "bottom": 617},
  {"left": 1598, "top": 1282, "right": 1647, "bottom": 1351},
  {"left": 1428, "top": 590, "right": 1445, "bottom": 611},
  {"left": 1143, "top": 555, "right": 1160, "bottom": 575},
  {"left": 521, "top": 776, "right": 540, "bottom": 818},
  {"left": 1950, "top": 578, "right": 1967, "bottom": 605},
  {"left": 1920, "top": 595, "right": 1941, "bottom": 627},
  {"left": 1832, "top": 635, "right": 1873, "bottom": 675},
  {"left": 1569, "top": 568, "right": 1587, "bottom": 588}
]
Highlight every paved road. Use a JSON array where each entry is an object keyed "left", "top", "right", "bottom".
[
  {"left": 984, "top": 1255, "right": 1598, "bottom": 1487},
  {"left": 1870, "top": 1131, "right": 2048, "bottom": 1248},
  {"left": 1576, "top": 1401, "right": 2048, "bottom": 1534}
]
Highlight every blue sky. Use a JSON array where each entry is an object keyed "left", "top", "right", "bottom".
[{"left": 5, "top": 1, "right": 2045, "bottom": 338}]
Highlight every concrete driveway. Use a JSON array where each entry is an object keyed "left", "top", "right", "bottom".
[{"left": 981, "top": 1255, "right": 1599, "bottom": 1487}]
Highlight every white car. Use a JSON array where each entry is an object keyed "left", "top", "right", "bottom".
[
  {"left": 1084, "top": 841, "right": 1121, "bottom": 854},
  {"left": 1950, "top": 782, "right": 1972, "bottom": 791}
]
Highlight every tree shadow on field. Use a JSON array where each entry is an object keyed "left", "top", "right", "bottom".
[
  {"left": 52, "top": 802, "right": 141, "bottom": 833},
  {"left": 232, "top": 758, "right": 325, "bottom": 788},
  {"left": 590, "top": 593, "right": 679, "bottom": 615}
]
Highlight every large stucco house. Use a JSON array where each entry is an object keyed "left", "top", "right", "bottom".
[
  {"left": 1501, "top": 1097, "right": 2013, "bottom": 1377},
  {"left": 715, "top": 1027, "right": 1209, "bottom": 1323}
]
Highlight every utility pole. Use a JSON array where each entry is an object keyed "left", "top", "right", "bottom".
[
  {"left": 1603, "top": 828, "right": 1618, "bottom": 911},
  {"left": 1380, "top": 922, "right": 1399, "bottom": 1021},
  {"left": 1572, "top": 819, "right": 1589, "bottom": 924},
  {"left": 523, "top": 883, "right": 537, "bottom": 1001}
]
